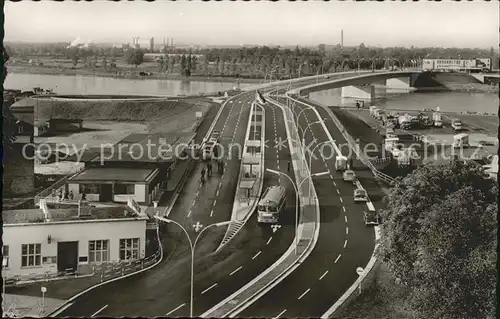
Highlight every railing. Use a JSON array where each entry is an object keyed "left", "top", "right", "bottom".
[{"left": 33, "top": 166, "right": 85, "bottom": 206}]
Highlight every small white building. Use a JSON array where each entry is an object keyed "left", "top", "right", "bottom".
[{"left": 2, "top": 200, "right": 148, "bottom": 280}]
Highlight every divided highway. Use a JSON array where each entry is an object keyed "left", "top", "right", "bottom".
[{"left": 238, "top": 93, "right": 379, "bottom": 318}]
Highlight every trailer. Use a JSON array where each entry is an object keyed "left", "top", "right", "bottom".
[{"left": 452, "top": 133, "right": 469, "bottom": 148}]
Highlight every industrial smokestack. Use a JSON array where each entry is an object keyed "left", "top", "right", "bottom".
[{"left": 341, "top": 29, "right": 343, "bottom": 49}]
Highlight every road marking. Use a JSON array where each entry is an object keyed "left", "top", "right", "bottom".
[
  {"left": 266, "top": 237, "right": 273, "bottom": 245},
  {"left": 274, "top": 309, "right": 287, "bottom": 318},
  {"left": 196, "top": 190, "right": 199, "bottom": 196},
  {"left": 165, "top": 303, "right": 186, "bottom": 316},
  {"left": 216, "top": 189, "right": 220, "bottom": 197},
  {"left": 335, "top": 254, "right": 342, "bottom": 263},
  {"left": 187, "top": 210, "right": 192, "bottom": 217},
  {"left": 210, "top": 209, "right": 214, "bottom": 217},
  {"left": 201, "top": 283, "right": 218, "bottom": 295},
  {"left": 343, "top": 206, "right": 346, "bottom": 212},
  {"left": 333, "top": 181, "right": 337, "bottom": 186},
  {"left": 346, "top": 227, "right": 349, "bottom": 235},
  {"left": 329, "top": 174, "right": 334, "bottom": 179},
  {"left": 344, "top": 215, "right": 347, "bottom": 222},
  {"left": 336, "top": 189, "right": 340, "bottom": 194},
  {"left": 339, "top": 197, "right": 343, "bottom": 203},
  {"left": 91, "top": 305, "right": 108, "bottom": 317},
  {"left": 213, "top": 199, "right": 217, "bottom": 206},
  {"left": 252, "top": 251, "right": 262, "bottom": 260},
  {"left": 344, "top": 240, "right": 348, "bottom": 248},
  {"left": 319, "top": 270, "right": 328, "bottom": 280},
  {"left": 230, "top": 266, "right": 243, "bottom": 276},
  {"left": 298, "top": 288, "right": 311, "bottom": 300}
]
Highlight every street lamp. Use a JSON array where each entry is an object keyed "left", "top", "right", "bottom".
[
  {"left": 302, "top": 119, "right": 326, "bottom": 146},
  {"left": 266, "top": 169, "right": 328, "bottom": 255},
  {"left": 307, "top": 140, "right": 335, "bottom": 191},
  {"left": 153, "top": 216, "right": 231, "bottom": 317},
  {"left": 41, "top": 286, "right": 47, "bottom": 315}
]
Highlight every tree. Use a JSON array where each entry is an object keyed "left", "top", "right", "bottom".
[
  {"left": 377, "top": 161, "right": 497, "bottom": 319},
  {"left": 2, "top": 48, "right": 17, "bottom": 149},
  {"left": 125, "top": 49, "right": 144, "bottom": 68}
]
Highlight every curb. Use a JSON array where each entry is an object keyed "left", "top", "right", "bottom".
[{"left": 48, "top": 226, "right": 164, "bottom": 317}]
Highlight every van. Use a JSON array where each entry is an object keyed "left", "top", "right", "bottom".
[
  {"left": 335, "top": 156, "right": 347, "bottom": 171},
  {"left": 453, "top": 133, "right": 469, "bottom": 148}
]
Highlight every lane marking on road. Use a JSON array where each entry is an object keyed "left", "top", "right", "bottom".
[
  {"left": 298, "top": 288, "right": 311, "bottom": 300},
  {"left": 319, "top": 270, "right": 329, "bottom": 280},
  {"left": 210, "top": 209, "right": 214, "bottom": 217},
  {"left": 165, "top": 303, "right": 186, "bottom": 316},
  {"left": 201, "top": 283, "right": 218, "bottom": 295},
  {"left": 335, "top": 254, "right": 342, "bottom": 263},
  {"left": 266, "top": 237, "right": 273, "bottom": 245},
  {"left": 336, "top": 189, "right": 340, "bottom": 194},
  {"left": 339, "top": 197, "right": 343, "bottom": 203},
  {"left": 344, "top": 240, "right": 348, "bottom": 248},
  {"left": 91, "top": 305, "right": 108, "bottom": 317},
  {"left": 187, "top": 210, "right": 192, "bottom": 217},
  {"left": 216, "top": 189, "right": 220, "bottom": 197},
  {"left": 333, "top": 181, "right": 337, "bottom": 186},
  {"left": 196, "top": 190, "right": 199, "bottom": 196},
  {"left": 346, "top": 227, "right": 349, "bottom": 235},
  {"left": 230, "top": 266, "right": 243, "bottom": 276},
  {"left": 344, "top": 215, "right": 347, "bottom": 222},
  {"left": 213, "top": 199, "right": 217, "bottom": 206},
  {"left": 252, "top": 251, "right": 262, "bottom": 260},
  {"left": 274, "top": 309, "right": 287, "bottom": 319},
  {"left": 343, "top": 206, "right": 346, "bottom": 212},
  {"left": 329, "top": 174, "right": 334, "bottom": 179}
]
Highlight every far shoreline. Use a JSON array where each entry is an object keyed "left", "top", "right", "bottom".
[{"left": 7, "top": 65, "right": 263, "bottom": 84}]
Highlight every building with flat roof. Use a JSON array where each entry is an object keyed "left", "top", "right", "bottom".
[
  {"left": 2, "top": 200, "right": 148, "bottom": 280},
  {"left": 64, "top": 133, "right": 194, "bottom": 205}
]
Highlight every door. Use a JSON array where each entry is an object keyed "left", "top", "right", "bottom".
[
  {"left": 57, "top": 241, "right": 78, "bottom": 272},
  {"left": 99, "top": 184, "right": 113, "bottom": 202}
]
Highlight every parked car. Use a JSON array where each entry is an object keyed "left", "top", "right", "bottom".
[
  {"left": 354, "top": 189, "right": 368, "bottom": 202},
  {"left": 363, "top": 210, "right": 380, "bottom": 225},
  {"left": 343, "top": 169, "right": 356, "bottom": 182}
]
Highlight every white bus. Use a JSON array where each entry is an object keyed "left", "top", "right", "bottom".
[{"left": 257, "top": 186, "right": 287, "bottom": 223}]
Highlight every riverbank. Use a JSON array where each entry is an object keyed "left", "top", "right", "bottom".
[{"left": 8, "top": 65, "right": 262, "bottom": 83}]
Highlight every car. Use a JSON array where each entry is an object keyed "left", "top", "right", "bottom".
[
  {"left": 353, "top": 189, "right": 368, "bottom": 202},
  {"left": 343, "top": 169, "right": 356, "bottom": 182},
  {"left": 211, "top": 130, "right": 221, "bottom": 141},
  {"left": 363, "top": 210, "right": 380, "bottom": 225},
  {"left": 202, "top": 141, "right": 215, "bottom": 160}
]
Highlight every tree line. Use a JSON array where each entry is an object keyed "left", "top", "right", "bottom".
[{"left": 5, "top": 42, "right": 499, "bottom": 78}]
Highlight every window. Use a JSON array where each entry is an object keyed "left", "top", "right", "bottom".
[
  {"left": 114, "top": 184, "right": 134, "bottom": 195},
  {"left": 89, "top": 240, "right": 110, "bottom": 263},
  {"left": 21, "top": 244, "right": 41, "bottom": 267},
  {"left": 2, "top": 246, "right": 9, "bottom": 268},
  {"left": 119, "top": 238, "right": 140, "bottom": 261},
  {"left": 79, "top": 184, "right": 100, "bottom": 194}
]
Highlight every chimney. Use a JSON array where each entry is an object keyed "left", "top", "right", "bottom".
[
  {"left": 39, "top": 198, "right": 51, "bottom": 222},
  {"left": 78, "top": 200, "right": 92, "bottom": 217}
]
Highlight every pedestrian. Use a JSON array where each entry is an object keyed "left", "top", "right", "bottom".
[
  {"left": 201, "top": 167, "right": 206, "bottom": 180},
  {"left": 287, "top": 160, "right": 291, "bottom": 172},
  {"left": 207, "top": 163, "right": 212, "bottom": 177},
  {"left": 69, "top": 190, "right": 74, "bottom": 200},
  {"left": 214, "top": 145, "right": 218, "bottom": 158},
  {"left": 220, "top": 161, "right": 224, "bottom": 174},
  {"left": 349, "top": 157, "right": 354, "bottom": 169},
  {"left": 58, "top": 189, "right": 63, "bottom": 201},
  {"left": 81, "top": 192, "right": 87, "bottom": 201}
]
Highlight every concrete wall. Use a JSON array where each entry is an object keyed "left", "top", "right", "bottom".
[
  {"left": 3, "top": 219, "right": 146, "bottom": 278},
  {"left": 67, "top": 183, "right": 148, "bottom": 203},
  {"left": 341, "top": 85, "right": 372, "bottom": 99},
  {"left": 3, "top": 143, "right": 35, "bottom": 197}
]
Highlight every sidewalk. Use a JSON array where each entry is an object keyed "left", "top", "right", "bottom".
[{"left": 2, "top": 293, "right": 65, "bottom": 318}]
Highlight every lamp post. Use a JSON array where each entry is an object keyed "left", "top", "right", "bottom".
[
  {"left": 41, "top": 286, "right": 47, "bottom": 315},
  {"left": 302, "top": 119, "right": 326, "bottom": 146},
  {"left": 307, "top": 140, "right": 335, "bottom": 199},
  {"left": 153, "top": 216, "right": 231, "bottom": 317},
  {"left": 2, "top": 257, "right": 7, "bottom": 312},
  {"left": 266, "top": 169, "right": 328, "bottom": 255}
]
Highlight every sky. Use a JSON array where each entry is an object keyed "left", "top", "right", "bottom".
[{"left": 4, "top": 0, "right": 499, "bottom": 48}]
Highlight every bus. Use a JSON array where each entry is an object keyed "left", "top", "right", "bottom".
[{"left": 257, "top": 186, "right": 287, "bottom": 223}]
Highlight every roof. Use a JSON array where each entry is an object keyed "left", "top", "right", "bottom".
[
  {"left": 260, "top": 186, "right": 286, "bottom": 205},
  {"left": 65, "top": 148, "right": 109, "bottom": 162},
  {"left": 91, "top": 133, "right": 194, "bottom": 163},
  {"left": 240, "top": 179, "right": 256, "bottom": 189},
  {"left": 3, "top": 205, "right": 144, "bottom": 225},
  {"left": 70, "top": 167, "right": 158, "bottom": 183}
]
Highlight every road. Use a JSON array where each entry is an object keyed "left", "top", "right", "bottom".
[
  {"left": 238, "top": 93, "right": 379, "bottom": 318},
  {"left": 56, "top": 91, "right": 297, "bottom": 317},
  {"left": 55, "top": 75, "right": 367, "bottom": 318}
]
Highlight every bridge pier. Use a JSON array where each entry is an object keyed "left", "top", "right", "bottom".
[
  {"left": 385, "top": 76, "right": 414, "bottom": 92},
  {"left": 341, "top": 80, "right": 385, "bottom": 104}
]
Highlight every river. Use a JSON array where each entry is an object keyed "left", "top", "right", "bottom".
[
  {"left": 309, "top": 88, "right": 498, "bottom": 114},
  {"left": 4, "top": 73, "right": 253, "bottom": 96}
]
